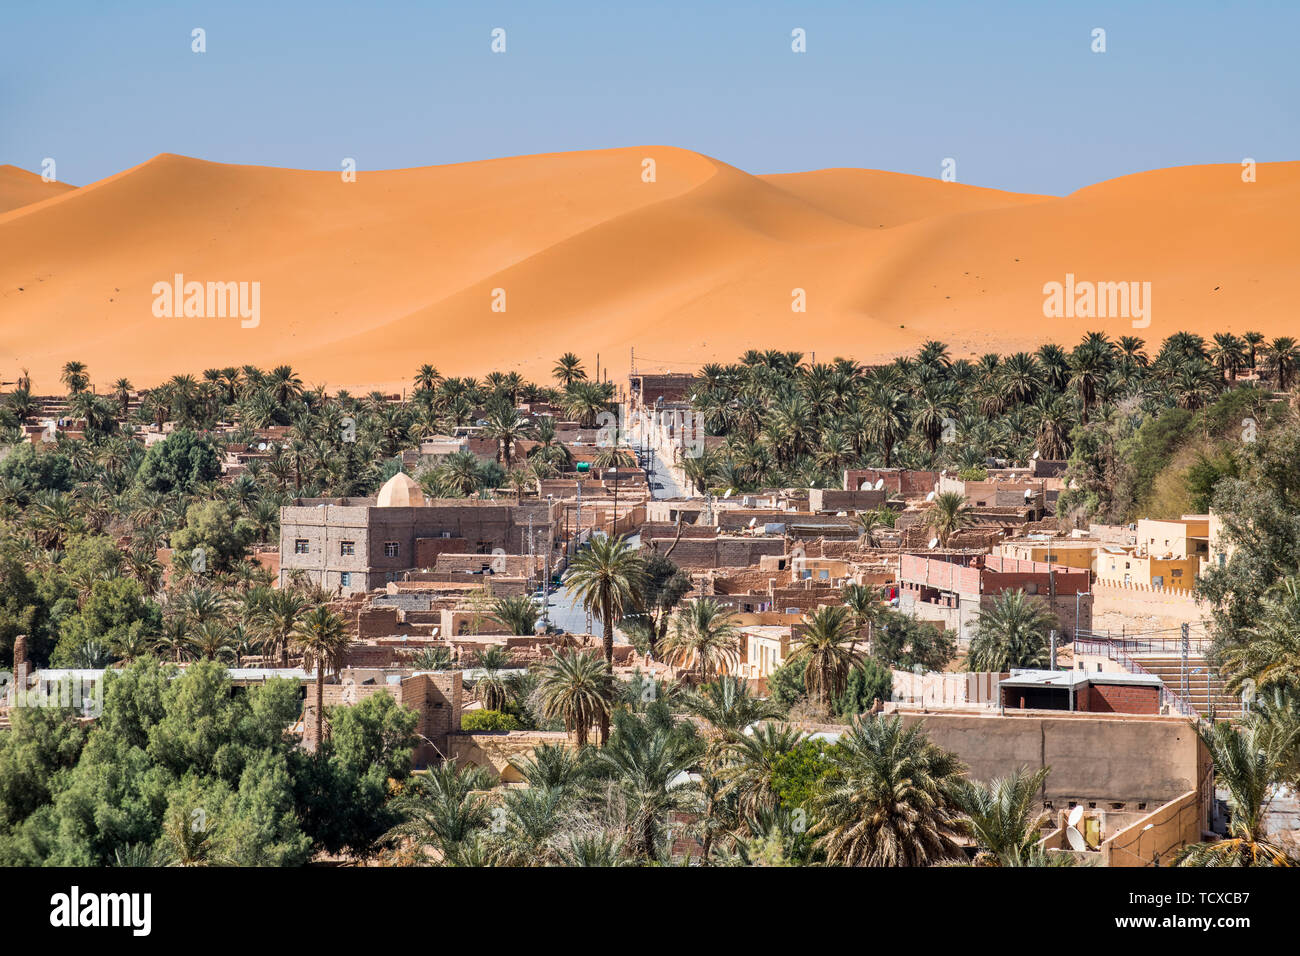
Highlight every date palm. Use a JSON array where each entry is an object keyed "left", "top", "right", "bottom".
[
  {"left": 536, "top": 649, "right": 615, "bottom": 748},
  {"left": 966, "top": 589, "right": 1056, "bottom": 672},
  {"left": 954, "top": 766, "right": 1052, "bottom": 866},
  {"left": 553, "top": 352, "right": 587, "bottom": 388},
  {"left": 592, "top": 707, "right": 703, "bottom": 859},
  {"left": 292, "top": 605, "right": 353, "bottom": 751},
  {"left": 787, "top": 604, "right": 862, "bottom": 708},
  {"left": 661, "top": 598, "right": 741, "bottom": 682},
  {"left": 1267, "top": 336, "right": 1299, "bottom": 391},
  {"left": 925, "top": 491, "right": 974, "bottom": 548},
  {"left": 811, "top": 715, "right": 967, "bottom": 866},
  {"left": 564, "top": 533, "right": 645, "bottom": 669},
  {"left": 1220, "top": 576, "right": 1300, "bottom": 695},
  {"left": 1175, "top": 718, "right": 1295, "bottom": 866}
]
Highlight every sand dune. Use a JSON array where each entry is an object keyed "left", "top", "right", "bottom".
[
  {"left": 0, "top": 148, "right": 1295, "bottom": 393},
  {"left": 0, "top": 165, "right": 75, "bottom": 215}
]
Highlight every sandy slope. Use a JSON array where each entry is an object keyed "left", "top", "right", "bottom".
[
  {"left": 0, "top": 165, "right": 75, "bottom": 214},
  {"left": 0, "top": 148, "right": 1295, "bottom": 393}
]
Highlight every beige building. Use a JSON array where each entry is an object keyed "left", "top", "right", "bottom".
[
  {"left": 997, "top": 537, "right": 1099, "bottom": 574},
  {"left": 740, "top": 625, "right": 792, "bottom": 691},
  {"left": 1095, "top": 549, "right": 1200, "bottom": 591},
  {"left": 1136, "top": 516, "right": 1210, "bottom": 562}
]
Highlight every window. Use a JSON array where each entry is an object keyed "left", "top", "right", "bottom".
[
  {"left": 340, "top": 540, "right": 355, "bottom": 556},
  {"left": 340, "top": 572, "right": 352, "bottom": 587},
  {"left": 384, "top": 541, "right": 400, "bottom": 558},
  {"left": 294, "top": 539, "right": 310, "bottom": 554}
]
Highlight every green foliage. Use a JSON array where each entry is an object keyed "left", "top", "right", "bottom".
[
  {"left": 837, "top": 657, "right": 893, "bottom": 717},
  {"left": 766, "top": 660, "right": 806, "bottom": 711},
  {"left": 0, "top": 444, "right": 74, "bottom": 496},
  {"left": 135, "top": 428, "right": 222, "bottom": 495},
  {"left": 769, "top": 738, "right": 843, "bottom": 812},
  {"left": 170, "top": 499, "right": 257, "bottom": 574},
  {"left": 871, "top": 609, "right": 957, "bottom": 672},
  {"left": 50, "top": 577, "right": 162, "bottom": 667},
  {"left": 461, "top": 709, "right": 522, "bottom": 732}
]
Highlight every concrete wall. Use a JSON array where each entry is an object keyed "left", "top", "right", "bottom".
[
  {"left": 894, "top": 711, "right": 1210, "bottom": 815},
  {"left": 1091, "top": 581, "right": 1207, "bottom": 635},
  {"left": 1100, "top": 790, "right": 1202, "bottom": 867}
]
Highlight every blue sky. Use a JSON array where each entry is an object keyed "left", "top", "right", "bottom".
[{"left": 2, "top": 0, "right": 1295, "bottom": 194}]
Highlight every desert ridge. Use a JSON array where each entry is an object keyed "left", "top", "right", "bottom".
[{"left": 0, "top": 147, "right": 1296, "bottom": 392}]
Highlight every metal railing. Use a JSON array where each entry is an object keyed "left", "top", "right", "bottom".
[{"left": 1073, "top": 638, "right": 1200, "bottom": 720}]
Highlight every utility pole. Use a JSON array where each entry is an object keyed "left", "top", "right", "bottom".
[
  {"left": 1050, "top": 629, "right": 1057, "bottom": 670},
  {"left": 610, "top": 466, "right": 619, "bottom": 537},
  {"left": 1180, "top": 622, "right": 1190, "bottom": 699}
]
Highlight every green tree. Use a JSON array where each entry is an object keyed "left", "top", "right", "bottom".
[{"left": 967, "top": 589, "right": 1056, "bottom": 672}]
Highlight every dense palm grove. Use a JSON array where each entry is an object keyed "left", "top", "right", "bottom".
[
  {"left": 681, "top": 332, "right": 1295, "bottom": 523},
  {"left": 0, "top": 329, "right": 1299, "bottom": 865}
]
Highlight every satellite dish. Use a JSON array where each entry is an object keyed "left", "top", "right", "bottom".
[
  {"left": 1032, "top": 450, "right": 1040, "bottom": 460},
  {"left": 1067, "top": 805, "right": 1084, "bottom": 827},
  {"left": 748, "top": 517, "right": 756, "bottom": 528},
  {"left": 1066, "top": 826, "right": 1087, "bottom": 852},
  {"left": 723, "top": 489, "right": 733, "bottom": 499},
  {"left": 927, "top": 537, "right": 939, "bottom": 549},
  {"left": 925, "top": 491, "right": 935, "bottom": 502},
  {"left": 874, "top": 478, "right": 884, "bottom": 490},
  {"left": 860, "top": 481, "right": 870, "bottom": 491},
  {"left": 1024, "top": 488, "right": 1034, "bottom": 499}
]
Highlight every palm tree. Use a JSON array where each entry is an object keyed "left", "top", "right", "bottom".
[
  {"left": 111, "top": 378, "right": 134, "bottom": 419},
  {"left": 386, "top": 763, "right": 498, "bottom": 863},
  {"left": 482, "top": 407, "right": 531, "bottom": 467},
  {"left": 1210, "top": 333, "right": 1247, "bottom": 382},
  {"left": 413, "top": 364, "right": 441, "bottom": 394},
  {"left": 967, "top": 589, "right": 1056, "bottom": 672},
  {"left": 491, "top": 595, "right": 540, "bottom": 636},
  {"left": 787, "top": 604, "right": 862, "bottom": 709},
  {"left": 1220, "top": 576, "right": 1300, "bottom": 694},
  {"left": 60, "top": 360, "right": 89, "bottom": 395},
  {"left": 954, "top": 766, "right": 1051, "bottom": 866},
  {"left": 564, "top": 533, "right": 645, "bottom": 668},
  {"left": 1242, "top": 331, "right": 1265, "bottom": 373},
  {"left": 292, "top": 605, "right": 353, "bottom": 751},
  {"left": 592, "top": 707, "right": 702, "bottom": 859},
  {"left": 724, "top": 723, "right": 808, "bottom": 821},
  {"left": 256, "top": 590, "right": 306, "bottom": 666},
  {"left": 553, "top": 353, "right": 587, "bottom": 388},
  {"left": 660, "top": 598, "right": 741, "bottom": 682},
  {"left": 536, "top": 649, "right": 615, "bottom": 747},
  {"left": 1175, "top": 719, "right": 1295, "bottom": 866},
  {"left": 925, "top": 491, "right": 974, "bottom": 548},
  {"left": 472, "top": 645, "right": 511, "bottom": 711},
  {"left": 1267, "top": 336, "right": 1300, "bottom": 391},
  {"left": 684, "top": 675, "right": 781, "bottom": 742},
  {"left": 811, "top": 715, "right": 967, "bottom": 866},
  {"left": 190, "top": 621, "right": 238, "bottom": 662}
]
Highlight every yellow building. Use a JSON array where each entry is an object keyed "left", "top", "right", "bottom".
[
  {"left": 997, "top": 538, "right": 1100, "bottom": 574},
  {"left": 1096, "top": 549, "right": 1200, "bottom": 591},
  {"left": 1136, "top": 516, "right": 1210, "bottom": 562}
]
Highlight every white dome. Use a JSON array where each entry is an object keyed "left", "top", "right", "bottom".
[{"left": 377, "top": 472, "right": 425, "bottom": 507}]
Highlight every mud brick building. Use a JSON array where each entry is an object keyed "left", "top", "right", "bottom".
[
  {"left": 303, "top": 668, "right": 462, "bottom": 766},
  {"left": 280, "top": 473, "right": 559, "bottom": 596}
]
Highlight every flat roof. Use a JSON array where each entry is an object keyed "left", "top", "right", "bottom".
[{"left": 1001, "top": 669, "right": 1163, "bottom": 689}]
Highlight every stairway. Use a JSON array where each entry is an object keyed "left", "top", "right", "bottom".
[{"left": 1130, "top": 654, "right": 1242, "bottom": 719}]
